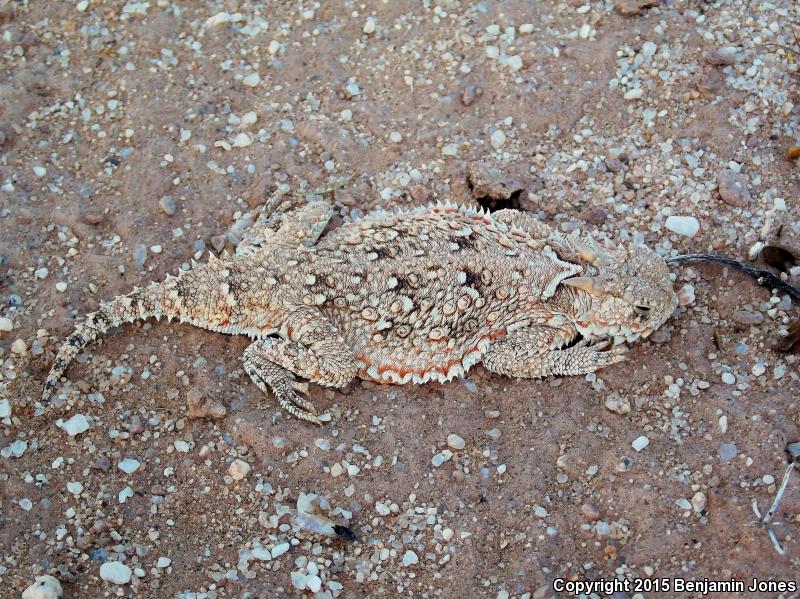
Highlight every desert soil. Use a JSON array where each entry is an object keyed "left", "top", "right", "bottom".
[{"left": 2, "top": 0, "right": 800, "bottom": 597}]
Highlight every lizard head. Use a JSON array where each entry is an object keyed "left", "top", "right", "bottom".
[{"left": 564, "top": 241, "right": 677, "bottom": 344}]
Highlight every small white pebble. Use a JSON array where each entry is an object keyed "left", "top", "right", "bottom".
[
  {"left": 118, "top": 458, "right": 141, "bottom": 474},
  {"left": 306, "top": 575, "right": 322, "bottom": 593},
  {"left": 59, "top": 414, "right": 91, "bottom": 437},
  {"left": 99, "top": 561, "right": 132, "bottom": 585},
  {"left": 229, "top": 459, "right": 251, "bottom": 480},
  {"left": 665, "top": 215, "right": 700, "bottom": 237},
  {"left": 490, "top": 129, "right": 506, "bottom": 149},
  {"left": 11, "top": 339, "right": 27, "bottom": 354},
  {"left": 66, "top": 481, "right": 83, "bottom": 494},
  {"left": 291, "top": 571, "right": 307, "bottom": 590},
  {"left": 691, "top": 491, "right": 707, "bottom": 513},
  {"left": 232, "top": 132, "right": 252, "bottom": 148},
  {"left": 402, "top": 550, "right": 419, "bottom": 566},
  {"left": 55, "top": 281, "right": 68, "bottom": 292},
  {"left": 632, "top": 435, "right": 650, "bottom": 452},
  {"left": 362, "top": 16, "right": 376, "bottom": 34},
  {"left": 118, "top": 486, "right": 134, "bottom": 503},
  {"left": 156, "top": 557, "right": 171, "bottom": 568},
  {"left": 446, "top": 433, "right": 465, "bottom": 450},
  {"left": 389, "top": 131, "right": 402, "bottom": 143},
  {"left": 242, "top": 72, "right": 261, "bottom": 87},
  {"left": 623, "top": 88, "right": 644, "bottom": 100},
  {"left": 33, "top": 166, "right": 47, "bottom": 177},
  {"left": 506, "top": 55, "right": 523, "bottom": 72},
  {"left": 442, "top": 143, "right": 458, "bottom": 156},
  {"left": 721, "top": 372, "right": 735, "bottom": 385},
  {"left": 271, "top": 542, "right": 290, "bottom": 558}
]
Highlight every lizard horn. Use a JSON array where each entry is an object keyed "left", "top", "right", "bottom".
[{"left": 562, "top": 276, "right": 602, "bottom": 295}]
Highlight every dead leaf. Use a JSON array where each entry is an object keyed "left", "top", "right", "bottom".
[{"left": 788, "top": 146, "right": 800, "bottom": 161}]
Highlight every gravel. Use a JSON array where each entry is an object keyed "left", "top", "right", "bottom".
[{"left": 2, "top": 0, "right": 798, "bottom": 595}]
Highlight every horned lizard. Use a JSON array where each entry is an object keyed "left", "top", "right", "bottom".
[{"left": 43, "top": 197, "right": 677, "bottom": 424}]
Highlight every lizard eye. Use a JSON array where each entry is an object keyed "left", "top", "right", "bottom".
[{"left": 634, "top": 304, "right": 651, "bottom": 316}]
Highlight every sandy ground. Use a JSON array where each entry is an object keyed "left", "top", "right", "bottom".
[{"left": 2, "top": 0, "right": 800, "bottom": 597}]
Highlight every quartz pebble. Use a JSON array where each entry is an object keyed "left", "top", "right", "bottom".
[
  {"left": 118, "top": 458, "right": 141, "bottom": 474},
  {"left": 271, "top": 542, "right": 290, "bottom": 558},
  {"left": 306, "top": 574, "right": 322, "bottom": 593},
  {"left": 291, "top": 571, "right": 307, "bottom": 590},
  {"left": 59, "top": 414, "right": 92, "bottom": 437},
  {"left": 362, "top": 16, "right": 376, "bottom": 34},
  {"left": 402, "top": 550, "right": 419, "bottom": 566},
  {"left": 665, "top": 215, "right": 699, "bottom": 237},
  {"left": 490, "top": 129, "right": 506, "bottom": 149},
  {"left": 22, "top": 575, "right": 63, "bottom": 599},
  {"left": 691, "top": 491, "right": 707, "bottom": 513},
  {"left": 0, "top": 398, "right": 10, "bottom": 418},
  {"left": 631, "top": 435, "right": 650, "bottom": 452},
  {"left": 623, "top": 88, "right": 643, "bottom": 100},
  {"left": 229, "top": 459, "right": 251, "bottom": 480},
  {"left": 446, "top": 434, "right": 465, "bottom": 450},
  {"left": 99, "top": 561, "right": 132, "bottom": 585},
  {"left": 242, "top": 73, "right": 261, "bottom": 87}
]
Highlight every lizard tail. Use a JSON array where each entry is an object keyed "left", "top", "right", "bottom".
[{"left": 42, "top": 279, "right": 174, "bottom": 401}]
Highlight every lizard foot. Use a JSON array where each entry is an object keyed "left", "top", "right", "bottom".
[
  {"left": 565, "top": 338, "right": 627, "bottom": 373},
  {"left": 243, "top": 361, "right": 321, "bottom": 425}
]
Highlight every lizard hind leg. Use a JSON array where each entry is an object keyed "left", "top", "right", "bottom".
[
  {"left": 243, "top": 342, "right": 322, "bottom": 425},
  {"left": 242, "top": 328, "right": 357, "bottom": 425}
]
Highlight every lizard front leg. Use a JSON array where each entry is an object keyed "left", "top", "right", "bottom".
[
  {"left": 482, "top": 326, "right": 626, "bottom": 379},
  {"left": 243, "top": 308, "right": 357, "bottom": 424}
]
